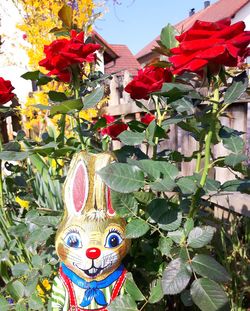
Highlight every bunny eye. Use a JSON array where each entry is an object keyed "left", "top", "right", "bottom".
[
  {"left": 105, "top": 229, "right": 123, "bottom": 248},
  {"left": 65, "top": 232, "right": 82, "bottom": 249}
]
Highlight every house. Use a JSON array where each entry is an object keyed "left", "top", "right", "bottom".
[
  {"left": 92, "top": 31, "right": 141, "bottom": 106},
  {"left": 136, "top": 0, "right": 250, "bottom": 66}
]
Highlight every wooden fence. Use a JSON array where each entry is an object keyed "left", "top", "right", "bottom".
[{"left": 105, "top": 71, "right": 250, "bottom": 217}]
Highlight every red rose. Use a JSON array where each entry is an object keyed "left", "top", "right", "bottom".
[
  {"left": 0, "top": 77, "right": 15, "bottom": 105},
  {"left": 100, "top": 114, "right": 128, "bottom": 139},
  {"left": 141, "top": 113, "right": 155, "bottom": 125},
  {"left": 39, "top": 30, "right": 101, "bottom": 82},
  {"left": 169, "top": 19, "right": 250, "bottom": 75},
  {"left": 125, "top": 66, "right": 173, "bottom": 100}
]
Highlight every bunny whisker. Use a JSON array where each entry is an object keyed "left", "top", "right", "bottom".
[{"left": 59, "top": 250, "right": 83, "bottom": 264}]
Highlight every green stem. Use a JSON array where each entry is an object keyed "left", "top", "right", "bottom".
[
  {"left": 76, "top": 115, "right": 85, "bottom": 150},
  {"left": 74, "top": 87, "right": 85, "bottom": 150},
  {"left": 195, "top": 150, "right": 202, "bottom": 173},
  {"left": 60, "top": 114, "right": 66, "bottom": 147},
  {"left": 152, "top": 98, "right": 167, "bottom": 160},
  {"left": 200, "top": 89, "right": 219, "bottom": 187},
  {"left": 189, "top": 79, "right": 220, "bottom": 218}
]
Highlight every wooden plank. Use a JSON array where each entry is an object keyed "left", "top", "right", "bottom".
[
  {"left": 204, "top": 192, "right": 250, "bottom": 217},
  {"left": 105, "top": 102, "right": 155, "bottom": 116}
]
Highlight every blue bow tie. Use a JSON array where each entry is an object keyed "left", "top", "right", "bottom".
[{"left": 61, "top": 263, "right": 124, "bottom": 307}]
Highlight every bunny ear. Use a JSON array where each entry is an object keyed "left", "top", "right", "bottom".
[
  {"left": 64, "top": 155, "right": 89, "bottom": 215},
  {"left": 106, "top": 187, "right": 116, "bottom": 217}
]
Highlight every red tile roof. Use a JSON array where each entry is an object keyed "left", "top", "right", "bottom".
[
  {"left": 105, "top": 44, "right": 141, "bottom": 76},
  {"left": 92, "top": 31, "right": 119, "bottom": 60},
  {"left": 136, "top": 0, "right": 250, "bottom": 61}
]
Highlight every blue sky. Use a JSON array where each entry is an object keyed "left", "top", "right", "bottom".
[{"left": 95, "top": 0, "right": 217, "bottom": 55}]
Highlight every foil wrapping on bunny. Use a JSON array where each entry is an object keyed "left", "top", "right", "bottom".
[{"left": 51, "top": 152, "right": 130, "bottom": 311}]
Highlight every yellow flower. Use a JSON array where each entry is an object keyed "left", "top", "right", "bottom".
[
  {"left": 15, "top": 197, "right": 30, "bottom": 209},
  {"left": 36, "top": 278, "right": 51, "bottom": 296}
]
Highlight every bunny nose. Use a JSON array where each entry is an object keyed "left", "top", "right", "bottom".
[{"left": 86, "top": 247, "right": 101, "bottom": 259}]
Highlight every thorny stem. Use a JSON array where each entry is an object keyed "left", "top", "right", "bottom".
[
  {"left": 74, "top": 88, "right": 85, "bottom": 150},
  {"left": 153, "top": 97, "right": 167, "bottom": 160},
  {"left": 189, "top": 78, "right": 220, "bottom": 218}
]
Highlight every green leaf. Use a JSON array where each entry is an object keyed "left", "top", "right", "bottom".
[
  {"left": 204, "top": 178, "right": 221, "bottom": 193},
  {"left": 48, "top": 91, "right": 68, "bottom": 102},
  {"left": 162, "top": 115, "right": 191, "bottom": 128},
  {"left": 11, "top": 263, "right": 29, "bottom": 277},
  {"left": 130, "top": 159, "right": 178, "bottom": 180},
  {"left": 21, "top": 70, "right": 40, "bottom": 80},
  {"left": 224, "top": 71, "right": 248, "bottom": 104},
  {"left": 184, "top": 218, "right": 194, "bottom": 236},
  {"left": 50, "top": 99, "right": 83, "bottom": 116},
  {"left": 9, "top": 223, "right": 29, "bottom": 237},
  {"left": 36, "top": 74, "right": 53, "bottom": 86},
  {"left": 156, "top": 83, "right": 193, "bottom": 101},
  {"left": 160, "top": 24, "right": 178, "bottom": 49},
  {"left": 224, "top": 153, "right": 248, "bottom": 167},
  {"left": 158, "top": 237, "right": 173, "bottom": 256},
  {"left": 25, "top": 276, "right": 39, "bottom": 297},
  {"left": 7, "top": 280, "right": 25, "bottom": 301},
  {"left": 32, "top": 255, "right": 43, "bottom": 268},
  {"left": 147, "top": 199, "right": 182, "bottom": 231},
  {"left": 191, "top": 254, "right": 231, "bottom": 283},
  {"left": 177, "top": 176, "right": 197, "bottom": 195},
  {"left": 82, "top": 86, "right": 104, "bottom": 110},
  {"left": 170, "top": 97, "right": 194, "bottom": 114},
  {"left": 162, "top": 258, "right": 192, "bottom": 294},
  {"left": 125, "top": 273, "right": 145, "bottom": 301},
  {"left": 127, "top": 120, "right": 147, "bottom": 133},
  {"left": 118, "top": 131, "right": 145, "bottom": 146},
  {"left": 107, "top": 295, "right": 138, "bottom": 311},
  {"left": 28, "top": 293, "right": 44, "bottom": 310},
  {"left": 191, "top": 278, "right": 229, "bottom": 311},
  {"left": 160, "top": 211, "right": 182, "bottom": 231},
  {"left": 0, "top": 296, "right": 9, "bottom": 311},
  {"left": 148, "top": 279, "right": 164, "bottom": 304},
  {"left": 219, "top": 126, "right": 244, "bottom": 153},
  {"left": 0, "top": 151, "right": 28, "bottom": 161},
  {"left": 187, "top": 226, "right": 216, "bottom": 248},
  {"left": 16, "top": 302, "right": 27, "bottom": 311},
  {"left": 134, "top": 191, "right": 155, "bottom": 205},
  {"left": 220, "top": 179, "right": 250, "bottom": 193},
  {"left": 98, "top": 163, "right": 144, "bottom": 193},
  {"left": 135, "top": 100, "right": 150, "bottom": 113},
  {"left": 168, "top": 229, "right": 185, "bottom": 244},
  {"left": 58, "top": 4, "right": 73, "bottom": 28},
  {"left": 126, "top": 219, "right": 150, "bottom": 239},
  {"left": 111, "top": 191, "right": 138, "bottom": 217},
  {"left": 181, "top": 290, "right": 193, "bottom": 307},
  {"left": 26, "top": 227, "right": 54, "bottom": 248},
  {"left": 150, "top": 177, "right": 176, "bottom": 192}
]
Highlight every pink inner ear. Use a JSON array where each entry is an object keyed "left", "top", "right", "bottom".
[
  {"left": 107, "top": 187, "right": 116, "bottom": 216},
  {"left": 72, "top": 163, "right": 88, "bottom": 213}
]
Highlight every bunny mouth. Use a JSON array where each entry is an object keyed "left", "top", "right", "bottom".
[{"left": 74, "top": 262, "right": 110, "bottom": 278}]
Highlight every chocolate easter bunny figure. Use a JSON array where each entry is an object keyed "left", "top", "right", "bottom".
[{"left": 51, "top": 152, "right": 130, "bottom": 311}]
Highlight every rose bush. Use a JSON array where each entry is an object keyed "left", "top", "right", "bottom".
[
  {"left": 0, "top": 5, "right": 249, "bottom": 310},
  {"left": 169, "top": 18, "right": 250, "bottom": 75},
  {"left": 124, "top": 65, "right": 172, "bottom": 100},
  {"left": 39, "top": 30, "right": 100, "bottom": 82},
  {"left": 0, "top": 77, "right": 15, "bottom": 104}
]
